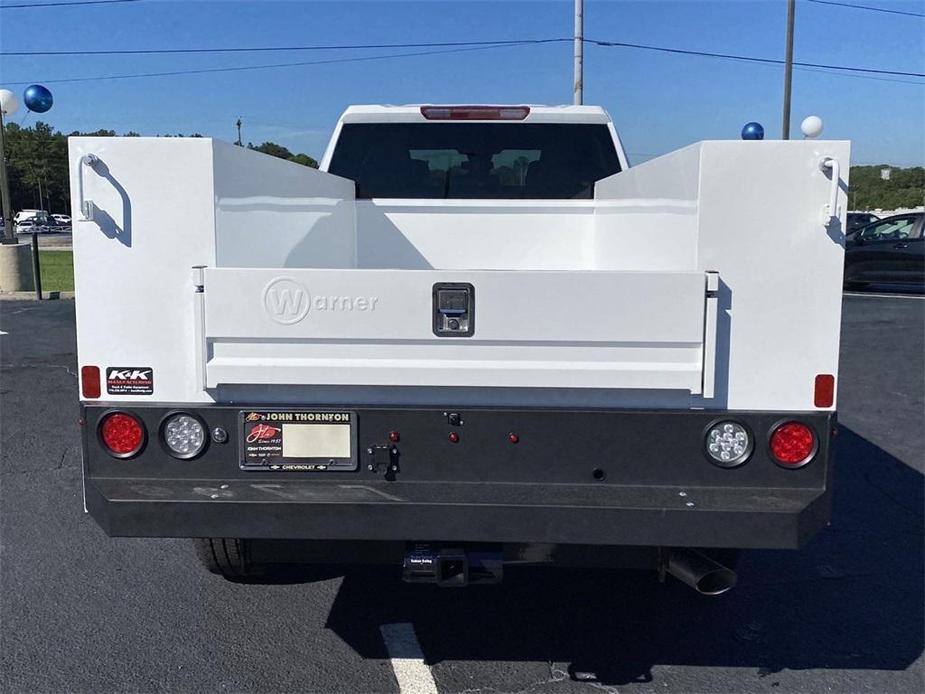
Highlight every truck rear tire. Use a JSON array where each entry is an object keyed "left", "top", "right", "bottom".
[{"left": 193, "top": 538, "right": 262, "bottom": 580}]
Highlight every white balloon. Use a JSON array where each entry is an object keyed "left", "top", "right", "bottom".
[
  {"left": 801, "top": 115, "right": 824, "bottom": 139},
  {"left": 0, "top": 89, "right": 20, "bottom": 116}
]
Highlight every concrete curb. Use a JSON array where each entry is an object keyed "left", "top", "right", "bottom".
[{"left": 0, "top": 291, "right": 75, "bottom": 301}]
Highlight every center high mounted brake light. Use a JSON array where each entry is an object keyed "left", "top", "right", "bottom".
[{"left": 420, "top": 106, "right": 530, "bottom": 121}]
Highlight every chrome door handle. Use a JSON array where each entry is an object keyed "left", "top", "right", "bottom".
[{"left": 892, "top": 243, "right": 909, "bottom": 249}]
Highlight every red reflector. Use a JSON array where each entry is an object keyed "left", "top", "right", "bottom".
[
  {"left": 99, "top": 412, "right": 145, "bottom": 457},
  {"left": 420, "top": 105, "right": 530, "bottom": 121},
  {"left": 770, "top": 422, "right": 816, "bottom": 467},
  {"left": 814, "top": 374, "right": 835, "bottom": 408},
  {"left": 80, "top": 365, "right": 101, "bottom": 399}
]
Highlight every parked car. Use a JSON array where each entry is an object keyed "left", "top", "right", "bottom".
[
  {"left": 846, "top": 212, "right": 880, "bottom": 235},
  {"left": 14, "top": 209, "right": 49, "bottom": 224},
  {"left": 844, "top": 213, "right": 924, "bottom": 288},
  {"left": 52, "top": 214, "right": 71, "bottom": 225},
  {"left": 15, "top": 219, "right": 37, "bottom": 234}
]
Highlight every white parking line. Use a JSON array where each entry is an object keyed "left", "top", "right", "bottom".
[
  {"left": 844, "top": 292, "right": 924, "bottom": 300},
  {"left": 380, "top": 623, "right": 438, "bottom": 694}
]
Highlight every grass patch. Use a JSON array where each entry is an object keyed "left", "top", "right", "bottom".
[{"left": 38, "top": 250, "right": 74, "bottom": 293}]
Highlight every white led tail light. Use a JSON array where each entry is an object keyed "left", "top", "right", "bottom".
[
  {"left": 705, "top": 421, "right": 753, "bottom": 468},
  {"left": 162, "top": 413, "right": 206, "bottom": 459}
]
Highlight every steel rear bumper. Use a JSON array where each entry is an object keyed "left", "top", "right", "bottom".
[
  {"left": 85, "top": 478, "right": 831, "bottom": 549},
  {"left": 82, "top": 405, "right": 834, "bottom": 549}
]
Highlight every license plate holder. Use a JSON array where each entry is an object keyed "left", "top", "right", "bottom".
[{"left": 238, "top": 409, "right": 357, "bottom": 471}]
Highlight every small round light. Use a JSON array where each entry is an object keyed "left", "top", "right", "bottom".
[
  {"left": 705, "top": 421, "right": 752, "bottom": 467},
  {"left": 448, "top": 431, "right": 460, "bottom": 443},
  {"left": 389, "top": 431, "right": 400, "bottom": 443},
  {"left": 770, "top": 421, "right": 816, "bottom": 467},
  {"left": 99, "top": 412, "right": 145, "bottom": 458},
  {"left": 509, "top": 433, "right": 519, "bottom": 444},
  {"left": 163, "top": 413, "right": 206, "bottom": 459}
]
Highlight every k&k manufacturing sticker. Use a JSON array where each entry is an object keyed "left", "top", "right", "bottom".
[{"left": 106, "top": 367, "right": 154, "bottom": 395}]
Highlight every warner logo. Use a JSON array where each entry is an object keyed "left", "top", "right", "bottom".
[{"left": 262, "top": 277, "right": 378, "bottom": 325}]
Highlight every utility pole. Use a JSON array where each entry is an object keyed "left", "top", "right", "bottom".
[
  {"left": 235, "top": 118, "right": 242, "bottom": 146},
  {"left": 782, "top": 0, "right": 796, "bottom": 139},
  {"left": 573, "top": 0, "right": 583, "bottom": 105}
]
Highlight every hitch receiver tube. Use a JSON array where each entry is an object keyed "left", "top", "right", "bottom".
[{"left": 402, "top": 544, "right": 503, "bottom": 587}]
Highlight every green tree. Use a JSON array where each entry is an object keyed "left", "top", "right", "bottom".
[{"left": 249, "top": 141, "right": 318, "bottom": 168}]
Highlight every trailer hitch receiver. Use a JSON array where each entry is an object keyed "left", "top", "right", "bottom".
[{"left": 402, "top": 544, "right": 502, "bottom": 586}]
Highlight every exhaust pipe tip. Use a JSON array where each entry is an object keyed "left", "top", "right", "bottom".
[
  {"left": 691, "top": 566, "right": 737, "bottom": 596},
  {"left": 664, "top": 548, "right": 737, "bottom": 596}
]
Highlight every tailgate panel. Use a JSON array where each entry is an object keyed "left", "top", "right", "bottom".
[{"left": 202, "top": 268, "right": 707, "bottom": 391}]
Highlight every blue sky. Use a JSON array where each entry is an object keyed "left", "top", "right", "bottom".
[{"left": 1, "top": 0, "right": 923, "bottom": 165}]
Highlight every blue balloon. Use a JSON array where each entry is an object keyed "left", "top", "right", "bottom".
[
  {"left": 741, "top": 122, "right": 764, "bottom": 141},
  {"left": 23, "top": 84, "right": 53, "bottom": 113}
]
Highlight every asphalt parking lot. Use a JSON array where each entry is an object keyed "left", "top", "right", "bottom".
[{"left": 1, "top": 291, "right": 922, "bottom": 694}]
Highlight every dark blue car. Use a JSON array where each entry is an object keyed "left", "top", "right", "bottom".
[{"left": 844, "top": 212, "right": 924, "bottom": 289}]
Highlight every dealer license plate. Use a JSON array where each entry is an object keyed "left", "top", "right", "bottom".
[{"left": 239, "top": 410, "right": 357, "bottom": 471}]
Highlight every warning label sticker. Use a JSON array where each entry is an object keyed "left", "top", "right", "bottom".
[{"left": 106, "top": 367, "right": 154, "bottom": 395}]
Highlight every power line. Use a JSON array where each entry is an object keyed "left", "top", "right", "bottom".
[
  {"left": 4, "top": 36, "right": 923, "bottom": 85},
  {"left": 2, "top": 42, "right": 553, "bottom": 85},
  {"left": 0, "top": 0, "right": 140, "bottom": 8},
  {"left": 1, "top": 38, "right": 568, "bottom": 56},
  {"left": 806, "top": 0, "right": 925, "bottom": 18},
  {"left": 587, "top": 38, "right": 925, "bottom": 78}
]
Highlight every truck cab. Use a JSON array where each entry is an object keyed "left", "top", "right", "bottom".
[{"left": 69, "top": 105, "right": 849, "bottom": 591}]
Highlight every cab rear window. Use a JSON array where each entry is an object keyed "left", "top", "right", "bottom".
[{"left": 328, "top": 123, "right": 621, "bottom": 199}]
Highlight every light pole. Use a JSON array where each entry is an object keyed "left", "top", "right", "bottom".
[
  {"left": 782, "top": 0, "right": 796, "bottom": 139},
  {"left": 0, "top": 89, "right": 19, "bottom": 245},
  {"left": 574, "top": 0, "right": 584, "bottom": 105},
  {"left": 0, "top": 84, "right": 54, "bottom": 296}
]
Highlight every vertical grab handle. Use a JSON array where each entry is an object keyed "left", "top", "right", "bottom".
[
  {"left": 701, "top": 271, "right": 720, "bottom": 400},
  {"left": 77, "top": 153, "right": 99, "bottom": 221},
  {"left": 819, "top": 157, "right": 840, "bottom": 225}
]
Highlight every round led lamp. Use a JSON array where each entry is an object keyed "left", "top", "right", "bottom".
[
  {"left": 99, "top": 411, "right": 146, "bottom": 458},
  {"left": 162, "top": 413, "right": 207, "bottom": 459},
  {"left": 705, "top": 421, "right": 753, "bottom": 468}
]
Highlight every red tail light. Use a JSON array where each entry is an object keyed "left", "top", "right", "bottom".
[
  {"left": 770, "top": 422, "right": 816, "bottom": 467},
  {"left": 420, "top": 106, "right": 530, "bottom": 121},
  {"left": 99, "top": 412, "right": 146, "bottom": 458},
  {"left": 814, "top": 374, "right": 835, "bottom": 408},
  {"left": 81, "top": 365, "right": 101, "bottom": 399}
]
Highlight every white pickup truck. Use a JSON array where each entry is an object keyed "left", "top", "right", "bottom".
[{"left": 70, "top": 105, "right": 848, "bottom": 592}]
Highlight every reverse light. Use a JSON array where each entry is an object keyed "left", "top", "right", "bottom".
[
  {"left": 99, "top": 412, "right": 145, "bottom": 458},
  {"left": 162, "top": 413, "right": 207, "bottom": 459},
  {"left": 770, "top": 421, "right": 817, "bottom": 467},
  {"left": 420, "top": 105, "right": 530, "bottom": 121},
  {"left": 704, "top": 421, "right": 752, "bottom": 467}
]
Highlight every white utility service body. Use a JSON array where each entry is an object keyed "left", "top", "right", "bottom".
[{"left": 70, "top": 105, "right": 848, "bottom": 586}]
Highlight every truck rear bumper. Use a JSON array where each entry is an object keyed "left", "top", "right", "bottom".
[
  {"left": 85, "top": 477, "right": 831, "bottom": 549},
  {"left": 81, "top": 405, "right": 834, "bottom": 550}
]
